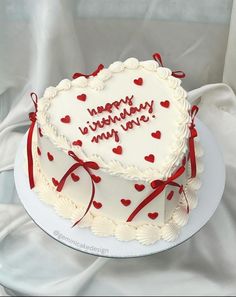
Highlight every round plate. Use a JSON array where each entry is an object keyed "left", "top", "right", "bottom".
[{"left": 14, "top": 119, "right": 225, "bottom": 258}]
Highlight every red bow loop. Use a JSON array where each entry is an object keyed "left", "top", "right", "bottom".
[
  {"left": 56, "top": 151, "right": 100, "bottom": 227},
  {"left": 85, "top": 161, "right": 100, "bottom": 170},
  {"left": 68, "top": 151, "right": 99, "bottom": 170},
  {"left": 152, "top": 53, "right": 164, "bottom": 67},
  {"left": 68, "top": 150, "right": 82, "bottom": 163},
  {"left": 72, "top": 64, "right": 104, "bottom": 79},
  {"left": 172, "top": 71, "right": 186, "bottom": 79},
  {"left": 152, "top": 52, "right": 186, "bottom": 79},
  {"left": 150, "top": 179, "right": 164, "bottom": 189}
]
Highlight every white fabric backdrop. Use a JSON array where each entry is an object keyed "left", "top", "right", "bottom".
[{"left": 0, "top": 0, "right": 236, "bottom": 296}]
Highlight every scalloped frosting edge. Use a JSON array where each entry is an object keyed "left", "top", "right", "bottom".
[
  {"left": 24, "top": 138, "right": 204, "bottom": 245},
  {"left": 36, "top": 57, "right": 191, "bottom": 181}
]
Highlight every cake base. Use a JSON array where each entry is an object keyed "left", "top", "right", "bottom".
[{"left": 14, "top": 119, "right": 225, "bottom": 258}]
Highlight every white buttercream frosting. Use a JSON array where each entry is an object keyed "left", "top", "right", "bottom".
[
  {"left": 72, "top": 76, "right": 88, "bottom": 87},
  {"left": 115, "top": 224, "right": 137, "bottom": 241},
  {"left": 124, "top": 57, "right": 139, "bottom": 69},
  {"left": 97, "top": 69, "right": 112, "bottom": 81},
  {"left": 109, "top": 61, "right": 124, "bottom": 72},
  {"left": 136, "top": 224, "right": 161, "bottom": 245},
  {"left": 183, "top": 188, "right": 198, "bottom": 210},
  {"left": 140, "top": 60, "right": 159, "bottom": 71},
  {"left": 43, "top": 87, "right": 57, "bottom": 99},
  {"left": 57, "top": 79, "right": 71, "bottom": 91},
  {"left": 188, "top": 177, "right": 202, "bottom": 191},
  {"left": 88, "top": 78, "right": 104, "bottom": 91},
  {"left": 174, "top": 87, "right": 187, "bottom": 101},
  {"left": 161, "top": 223, "right": 180, "bottom": 241},
  {"left": 168, "top": 76, "right": 181, "bottom": 89},
  {"left": 54, "top": 197, "right": 77, "bottom": 219},
  {"left": 71, "top": 208, "right": 93, "bottom": 228},
  {"left": 91, "top": 217, "right": 116, "bottom": 237},
  {"left": 172, "top": 206, "right": 189, "bottom": 227},
  {"left": 36, "top": 184, "right": 58, "bottom": 205},
  {"left": 156, "top": 67, "right": 172, "bottom": 79}
]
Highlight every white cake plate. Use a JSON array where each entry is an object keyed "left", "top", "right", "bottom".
[{"left": 14, "top": 119, "right": 225, "bottom": 258}]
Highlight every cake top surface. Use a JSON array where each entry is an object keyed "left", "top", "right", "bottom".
[{"left": 37, "top": 57, "right": 191, "bottom": 181}]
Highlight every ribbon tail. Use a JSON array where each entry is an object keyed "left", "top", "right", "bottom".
[
  {"left": 189, "top": 136, "right": 197, "bottom": 178},
  {"left": 27, "top": 122, "right": 36, "bottom": 189},
  {"left": 57, "top": 163, "right": 80, "bottom": 192},
  {"left": 182, "top": 189, "right": 189, "bottom": 213},
  {"left": 72, "top": 170, "right": 95, "bottom": 227}
]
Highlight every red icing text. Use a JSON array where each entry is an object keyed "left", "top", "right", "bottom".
[{"left": 78, "top": 95, "right": 156, "bottom": 143}]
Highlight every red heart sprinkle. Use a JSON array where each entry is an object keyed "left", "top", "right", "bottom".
[
  {"left": 112, "top": 145, "right": 122, "bottom": 155},
  {"left": 134, "top": 184, "right": 145, "bottom": 192},
  {"left": 60, "top": 115, "right": 71, "bottom": 123},
  {"left": 167, "top": 190, "right": 174, "bottom": 201},
  {"left": 121, "top": 199, "right": 131, "bottom": 207},
  {"left": 37, "top": 147, "right": 41, "bottom": 156},
  {"left": 77, "top": 94, "right": 87, "bottom": 102},
  {"left": 133, "top": 77, "right": 143, "bottom": 86},
  {"left": 160, "top": 100, "right": 170, "bottom": 108},
  {"left": 92, "top": 175, "right": 101, "bottom": 183},
  {"left": 151, "top": 130, "right": 161, "bottom": 139},
  {"left": 38, "top": 127, "right": 43, "bottom": 137},
  {"left": 144, "top": 154, "right": 155, "bottom": 163},
  {"left": 72, "top": 139, "right": 83, "bottom": 146},
  {"left": 71, "top": 173, "right": 80, "bottom": 182},
  {"left": 52, "top": 178, "right": 59, "bottom": 187},
  {"left": 148, "top": 212, "right": 159, "bottom": 220},
  {"left": 93, "top": 201, "right": 102, "bottom": 209},
  {"left": 47, "top": 152, "right": 54, "bottom": 161}
]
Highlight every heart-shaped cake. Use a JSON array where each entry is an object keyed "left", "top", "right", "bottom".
[{"left": 28, "top": 55, "right": 203, "bottom": 245}]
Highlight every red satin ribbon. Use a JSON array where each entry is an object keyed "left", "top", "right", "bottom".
[
  {"left": 72, "top": 64, "right": 104, "bottom": 79},
  {"left": 127, "top": 166, "right": 187, "bottom": 222},
  {"left": 189, "top": 105, "right": 199, "bottom": 178},
  {"left": 56, "top": 151, "right": 99, "bottom": 227},
  {"left": 27, "top": 93, "right": 38, "bottom": 189},
  {"left": 152, "top": 52, "right": 186, "bottom": 78}
]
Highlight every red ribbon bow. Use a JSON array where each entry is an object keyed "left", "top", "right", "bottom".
[
  {"left": 189, "top": 105, "right": 199, "bottom": 178},
  {"left": 127, "top": 166, "right": 188, "bottom": 222},
  {"left": 72, "top": 64, "right": 104, "bottom": 80},
  {"left": 27, "top": 93, "right": 38, "bottom": 189},
  {"left": 56, "top": 151, "right": 99, "bottom": 227},
  {"left": 153, "top": 52, "right": 186, "bottom": 79}
]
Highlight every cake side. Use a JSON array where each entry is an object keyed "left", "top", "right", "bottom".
[{"left": 26, "top": 130, "right": 203, "bottom": 245}]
